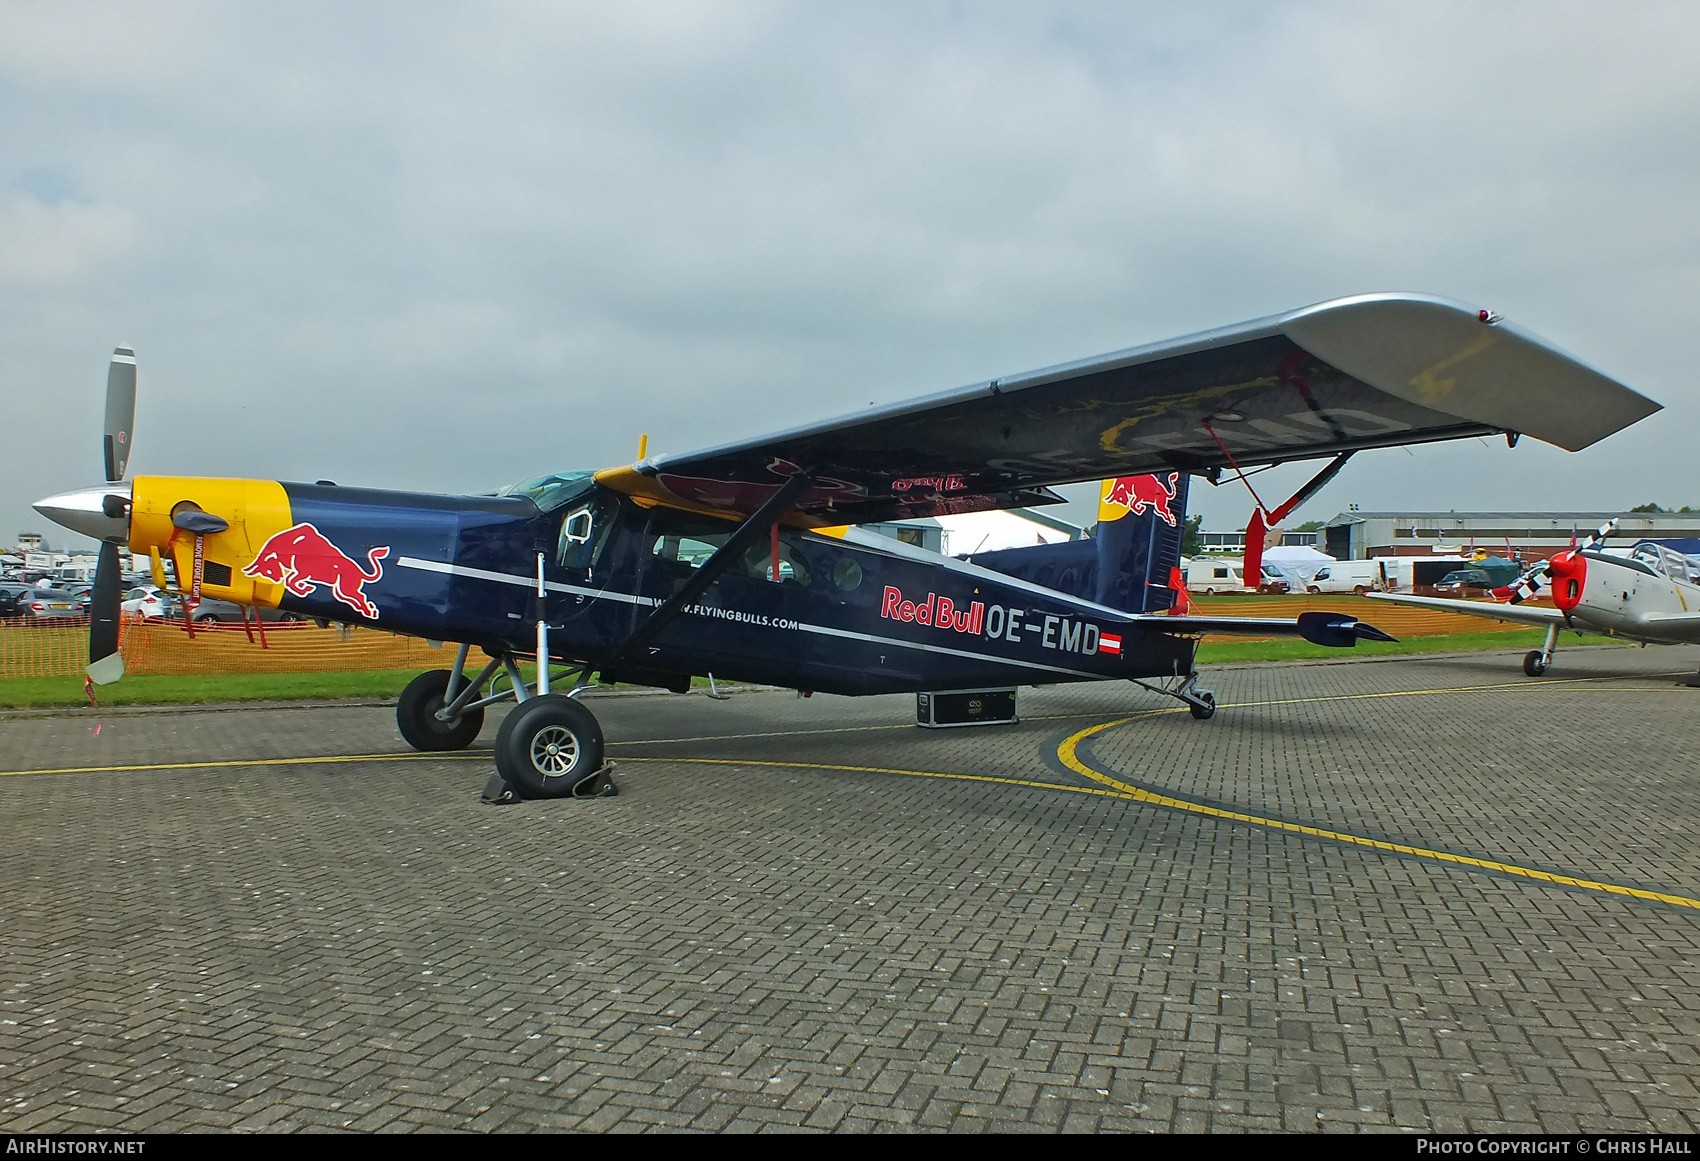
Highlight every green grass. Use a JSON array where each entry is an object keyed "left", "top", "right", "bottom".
[
  {"left": 1195, "top": 626, "right": 1594, "bottom": 665},
  {"left": 0, "top": 664, "right": 714, "bottom": 709},
  {"left": 0, "top": 628, "right": 1603, "bottom": 708},
  {"left": 0, "top": 669, "right": 431, "bottom": 708}
]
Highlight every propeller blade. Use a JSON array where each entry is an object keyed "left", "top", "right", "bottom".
[
  {"left": 1579, "top": 518, "right": 1617, "bottom": 552},
  {"left": 1497, "top": 519, "right": 1617, "bottom": 603},
  {"left": 102, "top": 346, "right": 137, "bottom": 483},
  {"left": 87, "top": 540, "right": 125, "bottom": 684}
]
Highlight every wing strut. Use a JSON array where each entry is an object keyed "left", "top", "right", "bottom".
[
  {"left": 607, "top": 471, "right": 816, "bottom": 670},
  {"left": 1232, "top": 450, "right": 1353, "bottom": 588}
]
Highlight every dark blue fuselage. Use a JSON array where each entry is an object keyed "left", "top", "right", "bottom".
[{"left": 272, "top": 482, "right": 1195, "bottom": 696}]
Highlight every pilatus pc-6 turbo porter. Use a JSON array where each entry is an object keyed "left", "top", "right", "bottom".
[
  {"left": 1369, "top": 521, "right": 1700, "bottom": 680},
  {"left": 36, "top": 294, "right": 1658, "bottom": 799}
]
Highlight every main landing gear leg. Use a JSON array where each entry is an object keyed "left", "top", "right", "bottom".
[
  {"left": 1131, "top": 672, "right": 1217, "bottom": 720},
  {"left": 396, "top": 648, "right": 617, "bottom": 802},
  {"left": 1524, "top": 624, "right": 1560, "bottom": 677}
]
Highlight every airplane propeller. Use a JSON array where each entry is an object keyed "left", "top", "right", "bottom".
[
  {"left": 86, "top": 347, "right": 137, "bottom": 685},
  {"left": 1495, "top": 518, "right": 1617, "bottom": 605}
]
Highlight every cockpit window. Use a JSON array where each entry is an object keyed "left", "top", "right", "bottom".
[
  {"left": 558, "top": 494, "right": 618, "bottom": 571},
  {"left": 646, "top": 512, "right": 813, "bottom": 587},
  {"left": 1632, "top": 543, "right": 1666, "bottom": 577},
  {"left": 499, "top": 471, "right": 597, "bottom": 513}
]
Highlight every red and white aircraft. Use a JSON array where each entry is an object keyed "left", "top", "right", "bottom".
[{"left": 1367, "top": 521, "right": 1700, "bottom": 679}]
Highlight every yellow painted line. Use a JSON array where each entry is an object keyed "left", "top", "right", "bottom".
[
  {"left": 617, "top": 755, "right": 1139, "bottom": 801},
  {"left": 7, "top": 697, "right": 1698, "bottom": 912},
  {"left": 610, "top": 710, "right": 1111, "bottom": 747},
  {"left": 0, "top": 752, "right": 489, "bottom": 778},
  {"left": 0, "top": 673, "right": 1673, "bottom": 778},
  {"left": 1054, "top": 717, "right": 1700, "bottom": 911}
]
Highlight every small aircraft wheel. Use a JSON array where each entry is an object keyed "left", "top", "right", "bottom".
[
  {"left": 1188, "top": 691, "right": 1216, "bottom": 720},
  {"left": 1522, "top": 651, "right": 1548, "bottom": 677},
  {"left": 397, "top": 669, "right": 486, "bottom": 751},
  {"left": 494, "top": 694, "right": 605, "bottom": 799}
]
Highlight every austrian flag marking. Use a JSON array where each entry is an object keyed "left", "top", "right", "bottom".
[{"left": 1098, "top": 633, "right": 1123, "bottom": 655}]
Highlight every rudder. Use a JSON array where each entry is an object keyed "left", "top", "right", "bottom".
[{"left": 1094, "top": 473, "right": 1189, "bottom": 613}]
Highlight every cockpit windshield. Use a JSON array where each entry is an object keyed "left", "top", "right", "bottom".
[
  {"left": 498, "top": 471, "right": 598, "bottom": 513},
  {"left": 1629, "top": 540, "right": 1696, "bottom": 582}
]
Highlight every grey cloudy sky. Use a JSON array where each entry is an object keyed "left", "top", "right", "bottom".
[{"left": 3, "top": 1, "right": 1697, "bottom": 550}]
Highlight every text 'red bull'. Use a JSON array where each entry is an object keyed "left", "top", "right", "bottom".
[
  {"left": 880, "top": 586, "right": 984, "bottom": 634},
  {"left": 243, "top": 522, "right": 389, "bottom": 620}
]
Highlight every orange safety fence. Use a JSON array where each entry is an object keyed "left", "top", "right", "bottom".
[
  {"left": 0, "top": 595, "right": 1543, "bottom": 681},
  {"left": 0, "top": 615, "right": 464, "bottom": 680}
]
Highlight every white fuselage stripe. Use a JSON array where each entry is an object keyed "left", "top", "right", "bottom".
[
  {"left": 397, "top": 556, "right": 658, "bottom": 606},
  {"left": 396, "top": 556, "right": 1109, "bottom": 679}
]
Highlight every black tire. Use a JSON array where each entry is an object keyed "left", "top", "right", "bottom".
[
  {"left": 196, "top": 613, "right": 221, "bottom": 624},
  {"left": 1522, "top": 651, "right": 1547, "bottom": 678},
  {"left": 494, "top": 695, "right": 605, "bottom": 799},
  {"left": 397, "top": 669, "right": 486, "bottom": 751},
  {"left": 1188, "top": 691, "right": 1216, "bottom": 720}
]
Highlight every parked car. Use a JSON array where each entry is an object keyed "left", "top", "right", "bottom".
[
  {"left": 122, "top": 585, "right": 179, "bottom": 618},
  {"left": 189, "top": 597, "right": 303, "bottom": 624},
  {"left": 17, "top": 588, "right": 82, "bottom": 619},
  {"left": 1432, "top": 568, "right": 1495, "bottom": 597},
  {"left": 0, "top": 583, "right": 34, "bottom": 617}
]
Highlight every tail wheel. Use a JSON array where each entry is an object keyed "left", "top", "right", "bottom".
[
  {"left": 1188, "top": 691, "right": 1216, "bottom": 720},
  {"left": 1522, "top": 651, "right": 1548, "bottom": 677},
  {"left": 397, "top": 669, "right": 485, "bottom": 751},
  {"left": 494, "top": 695, "right": 605, "bottom": 799}
]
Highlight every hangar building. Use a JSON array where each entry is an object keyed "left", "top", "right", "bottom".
[{"left": 1323, "top": 511, "right": 1700, "bottom": 562}]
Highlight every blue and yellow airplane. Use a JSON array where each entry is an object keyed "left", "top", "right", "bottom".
[{"left": 35, "top": 294, "right": 1658, "bottom": 798}]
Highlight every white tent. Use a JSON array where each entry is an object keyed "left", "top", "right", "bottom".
[{"left": 1261, "top": 544, "right": 1336, "bottom": 583}]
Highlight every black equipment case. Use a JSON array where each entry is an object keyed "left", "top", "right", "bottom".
[{"left": 916, "top": 688, "right": 1018, "bottom": 728}]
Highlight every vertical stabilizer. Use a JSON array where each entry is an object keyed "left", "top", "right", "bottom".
[{"left": 1093, "top": 473, "right": 1189, "bottom": 613}]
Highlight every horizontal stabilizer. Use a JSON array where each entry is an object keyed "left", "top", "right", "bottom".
[{"left": 1140, "top": 611, "right": 1396, "bottom": 647}]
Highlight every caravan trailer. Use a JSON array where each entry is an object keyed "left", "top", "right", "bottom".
[
  {"left": 1182, "top": 558, "right": 1287, "bottom": 594},
  {"left": 53, "top": 560, "right": 100, "bottom": 586}
]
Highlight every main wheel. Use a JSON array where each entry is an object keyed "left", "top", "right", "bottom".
[
  {"left": 1522, "top": 651, "right": 1548, "bottom": 677},
  {"left": 1188, "top": 691, "right": 1217, "bottom": 720},
  {"left": 397, "top": 669, "right": 485, "bottom": 751},
  {"left": 494, "top": 695, "right": 605, "bottom": 799}
]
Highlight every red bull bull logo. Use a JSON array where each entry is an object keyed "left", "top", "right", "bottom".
[
  {"left": 1102, "top": 473, "right": 1179, "bottom": 526},
  {"left": 242, "top": 522, "right": 389, "bottom": 620}
]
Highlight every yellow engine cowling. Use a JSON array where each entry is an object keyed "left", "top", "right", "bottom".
[{"left": 129, "top": 476, "right": 296, "bottom": 609}]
